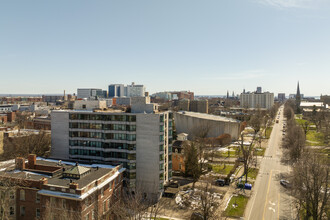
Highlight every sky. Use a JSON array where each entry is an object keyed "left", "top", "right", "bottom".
[{"left": 1, "top": 0, "right": 330, "bottom": 96}]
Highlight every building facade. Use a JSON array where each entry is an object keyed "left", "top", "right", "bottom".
[
  {"left": 174, "top": 111, "right": 241, "bottom": 140},
  {"left": 108, "top": 83, "right": 145, "bottom": 98},
  {"left": 240, "top": 92, "right": 274, "bottom": 109},
  {"left": 278, "top": 93, "right": 286, "bottom": 102},
  {"left": 126, "top": 83, "right": 145, "bottom": 97},
  {"left": 77, "top": 89, "right": 104, "bottom": 99},
  {"left": 51, "top": 109, "right": 173, "bottom": 199},
  {"left": 189, "top": 100, "right": 208, "bottom": 114},
  {"left": 108, "top": 84, "right": 125, "bottom": 98},
  {"left": 0, "top": 154, "right": 123, "bottom": 220}
]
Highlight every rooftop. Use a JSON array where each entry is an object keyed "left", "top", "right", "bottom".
[
  {"left": 0, "top": 157, "right": 124, "bottom": 189},
  {"left": 176, "top": 111, "right": 239, "bottom": 123}
]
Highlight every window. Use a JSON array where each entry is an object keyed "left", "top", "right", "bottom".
[
  {"left": 9, "top": 191, "right": 14, "bottom": 200},
  {"left": 9, "top": 207, "right": 14, "bottom": 216},
  {"left": 159, "top": 135, "right": 164, "bottom": 142},
  {"left": 101, "top": 188, "right": 104, "bottom": 197},
  {"left": 127, "top": 134, "right": 136, "bottom": 141},
  {"left": 20, "top": 206, "right": 25, "bottom": 216},
  {"left": 109, "top": 181, "right": 113, "bottom": 191},
  {"left": 36, "top": 208, "right": 40, "bottom": 218},
  {"left": 20, "top": 189, "right": 25, "bottom": 201},
  {"left": 103, "top": 201, "right": 106, "bottom": 213},
  {"left": 85, "top": 198, "right": 90, "bottom": 207},
  {"left": 36, "top": 193, "right": 40, "bottom": 203}
]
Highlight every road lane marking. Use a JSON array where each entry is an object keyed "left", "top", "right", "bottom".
[
  {"left": 269, "top": 207, "right": 276, "bottom": 213},
  {"left": 263, "top": 170, "right": 273, "bottom": 220},
  {"left": 269, "top": 201, "right": 276, "bottom": 206}
]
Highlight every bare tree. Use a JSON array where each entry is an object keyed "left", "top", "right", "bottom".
[
  {"left": 0, "top": 177, "right": 21, "bottom": 220},
  {"left": 15, "top": 111, "right": 29, "bottom": 132},
  {"left": 297, "top": 120, "right": 310, "bottom": 137},
  {"left": 282, "top": 122, "right": 305, "bottom": 162},
  {"left": 42, "top": 199, "right": 81, "bottom": 220},
  {"left": 249, "top": 114, "right": 262, "bottom": 135},
  {"left": 291, "top": 150, "right": 329, "bottom": 220},
  {"left": 239, "top": 133, "right": 256, "bottom": 183},
  {"left": 191, "top": 123, "right": 212, "bottom": 173},
  {"left": 110, "top": 186, "right": 167, "bottom": 220},
  {"left": 284, "top": 101, "right": 295, "bottom": 121},
  {"left": 2, "top": 130, "right": 51, "bottom": 160},
  {"left": 196, "top": 181, "right": 222, "bottom": 220}
]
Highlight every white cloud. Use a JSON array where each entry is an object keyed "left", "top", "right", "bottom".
[{"left": 256, "top": 0, "right": 324, "bottom": 9}]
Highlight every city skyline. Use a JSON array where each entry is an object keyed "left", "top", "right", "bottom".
[{"left": 1, "top": 0, "right": 330, "bottom": 96}]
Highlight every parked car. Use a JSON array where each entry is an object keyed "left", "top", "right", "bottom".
[
  {"left": 215, "top": 179, "right": 225, "bottom": 186},
  {"left": 280, "top": 179, "right": 291, "bottom": 188}
]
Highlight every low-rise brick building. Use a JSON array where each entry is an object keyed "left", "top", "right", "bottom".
[{"left": 0, "top": 154, "right": 124, "bottom": 220}]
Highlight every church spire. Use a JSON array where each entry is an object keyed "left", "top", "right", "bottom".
[{"left": 296, "top": 81, "right": 301, "bottom": 113}]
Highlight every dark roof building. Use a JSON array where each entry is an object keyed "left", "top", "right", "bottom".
[{"left": 0, "top": 154, "right": 124, "bottom": 220}]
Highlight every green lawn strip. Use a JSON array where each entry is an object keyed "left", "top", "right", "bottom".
[
  {"left": 318, "top": 147, "right": 330, "bottom": 155},
  {"left": 265, "top": 127, "right": 273, "bottom": 139},
  {"left": 247, "top": 168, "right": 259, "bottom": 179},
  {"left": 218, "top": 150, "right": 240, "bottom": 158},
  {"left": 224, "top": 195, "right": 249, "bottom": 218},
  {"left": 254, "top": 148, "right": 265, "bottom": 156},
  {"left": 209, "top": 164, "right": 234, "bottom": 175},
  {"left": 306, "top": 130, "right": 325, "bottom": 146}
]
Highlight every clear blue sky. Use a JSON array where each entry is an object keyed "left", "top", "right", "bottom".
[{"left": 1, "top": 0, "right": 330, "bottom": 96}]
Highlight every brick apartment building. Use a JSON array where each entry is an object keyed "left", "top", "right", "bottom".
[
  {"left": 0, "top": 154, "right": 124, "bottom": 220},
  {"left": 0, "top": 112, "right": 16, "bottom": 123}
]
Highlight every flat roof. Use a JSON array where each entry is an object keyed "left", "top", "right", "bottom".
[{"left": 175, "top": 111, "right": 240, "bottom": 123}]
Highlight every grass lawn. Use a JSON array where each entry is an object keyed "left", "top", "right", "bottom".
[
  {"left": 218, "top": 150, "right": 241, "bottom": 158},
  {"left": 209, "top": 164, "right": 234, "bottom": 175},
  {"left": 265, "top": 127, "right": 273, "bottom": 139},
  {"left": 295, "top": 118, "right": 308, "bottom": 125},
  {"left": 318, "top": 147, "right": 330, "bottom": 156},
  {"left": 224, "top": 195, "right": 249, "bottom": 218},
  {"left": 306, "top": 130, "right": 325, "bottom": 146},
  {"left": 247, "top": 168, "right": 259, "bottom": 179},
  {"left": 255, "top": 148, "right": 266, "bottom": 156}
]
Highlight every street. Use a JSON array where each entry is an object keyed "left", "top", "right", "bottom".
[{"left": 245, "top": 106, "right": 294, "bottom": 220}]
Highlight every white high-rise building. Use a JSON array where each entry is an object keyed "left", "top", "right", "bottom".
[
  {"left": 240, "top": 91, "right": 274, "bottom": 109},
  {"left": 125, "top": 82, "right": 145, "bottom": 97},
  {"left": 51, "top": 98, "right": 172, "bottom": 200},
  {"left": 108, "top": 83, "right": 145, "bottom": 98}
]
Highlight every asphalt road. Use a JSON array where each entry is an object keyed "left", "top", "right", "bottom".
[{"left": 245, "top": 105, "right": 294, "bottom": 220}]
